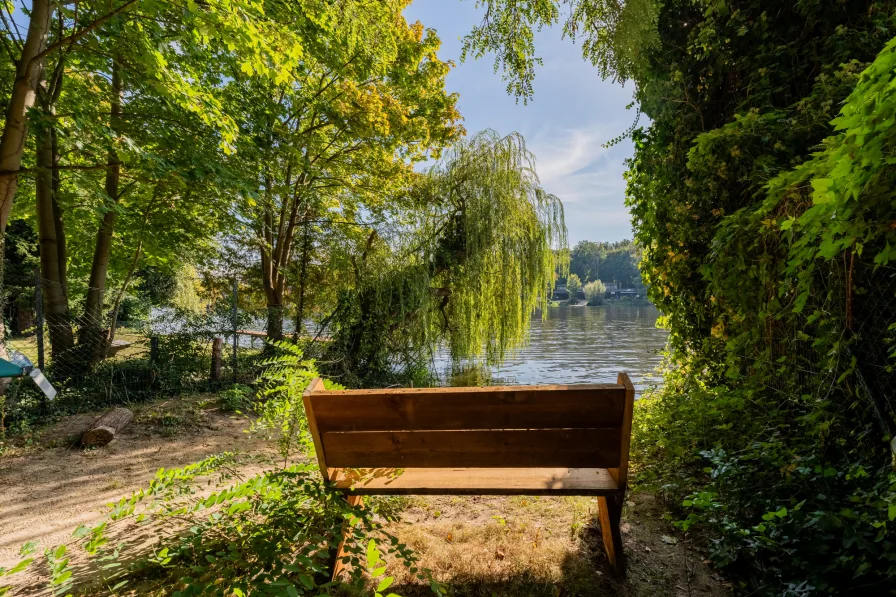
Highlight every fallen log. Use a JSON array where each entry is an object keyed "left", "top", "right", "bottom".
[{"left": 81, "top": 407, "right": 134, "bottom": 447}]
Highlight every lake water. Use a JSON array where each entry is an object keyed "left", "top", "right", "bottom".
[{"left": 438, "top": 304, "right": 669, "bottom": 396}]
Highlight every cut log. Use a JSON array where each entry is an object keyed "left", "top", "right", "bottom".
[{"left": 81, "top": 407, "right": 134, "bottom": 447}]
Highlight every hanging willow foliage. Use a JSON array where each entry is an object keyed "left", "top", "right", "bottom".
[{"left": 324, "top": 130, "right": 567, "bottom": 387}]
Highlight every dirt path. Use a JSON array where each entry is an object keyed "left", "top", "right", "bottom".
[
  {"left": 1, "top": 398, "right": 731, "bottom": 596},
  {"left": 0, "top": 396, "right": 275, "bottom": 571}
]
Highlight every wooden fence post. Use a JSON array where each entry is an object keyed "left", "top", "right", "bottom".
[{"left": 210, "top": 337, "right": 223, "bottom": 382}]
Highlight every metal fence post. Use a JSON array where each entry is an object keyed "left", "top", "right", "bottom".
[
  {"left": 232, "top": 278, "right": 238, "bottom": 383},
  {"left": 34, "top": 268, "right": 45, "bottom": 369}
]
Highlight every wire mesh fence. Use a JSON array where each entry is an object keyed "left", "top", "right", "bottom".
[{"left": 0, "top": 275, "right": 285, "bottom": 434}]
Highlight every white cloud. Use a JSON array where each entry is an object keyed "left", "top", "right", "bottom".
[
  {"left": 528, "top": 126, "right": 611, "bottom": 185},
  {"left": 404, "top": 0, "right": 637, "bottom": 243}
]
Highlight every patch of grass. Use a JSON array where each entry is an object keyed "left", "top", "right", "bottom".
[{"left": 134, "top": 396, "right": 210, "bottom": 436}]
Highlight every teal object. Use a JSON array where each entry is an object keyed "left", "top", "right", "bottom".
[{"left": 0, "top": 358, "right": 24, "bottom": 378}]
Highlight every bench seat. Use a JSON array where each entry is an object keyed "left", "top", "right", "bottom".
[
  {"left": 304, "top": 374, "right": 635, "bottom": 577},
  {"left": 329, "top": 467, "right": 619, "bottom": 496}
]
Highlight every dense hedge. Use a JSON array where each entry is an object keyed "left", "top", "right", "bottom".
[{"left": 628, "top": 2, "right": 896, "bottom": 594}]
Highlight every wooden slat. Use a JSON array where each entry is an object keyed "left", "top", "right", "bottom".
[
  {"left": 310, "top": 384, "right": 625, "bottom": 432},
  {"left": 321, "top": 428, "right": 622, "bottom": 469},
  {"left": 303, "top": 378, "right": 330, "bottom": 482},
  {"left": 329, "top": 467, "right": 620, "bottom": 496},
  {"left": 608, "top": 372, "right": 636, "bottom": 490}
]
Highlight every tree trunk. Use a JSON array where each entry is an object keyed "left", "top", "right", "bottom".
[
  {"left": 80, "top": 57, "right": 123, "bottom": 365},
  {"left": 107, "top": 240, "right": 142, "bottom": 344},
  {"left": 80, "top": 407, "right": 133, "bottom": 447},
  {"left": 295, "top": 217, "right": 311, "bottom": 341},
  {"left": 36, "top": 118, "right": 75, "bottom": 359},
  {"left": 0, "top": 0, "right": 54, "bottom": 372},
  {"left": 266, "top": 300, "right": 284, "bottom": 344},
  {"left": 36, "top": 55, "right": 75, "bottom": 361}
]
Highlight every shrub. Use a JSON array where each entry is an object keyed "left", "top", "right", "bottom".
[
  {"left": 583, "top": 280, "right": 606, "bottom": 305},
  {"left": 218, "top": 384, "right": 253, "bottom": 412}
]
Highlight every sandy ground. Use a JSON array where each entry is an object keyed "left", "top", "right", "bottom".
[
  {"left": 1, "top": 397, "right": 731, "bottom": 596},
  {"left": 0, "top": 397, "right": 275, "bottom": 572}
]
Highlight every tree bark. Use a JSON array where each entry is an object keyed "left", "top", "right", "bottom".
[
  {"left": 80, "top": 407, "right": 133, "bottom": 447},
  {"left": 36, "top": 116, "right": 75, "bottom": 359},
  {"left": 36, "top": 49, "right": 75, "bottom": 361},
  {"left": 295, "top": 216, "right": 311, "bottom": 341},
  {"left": 80, "top": 56, "right": 123, "bottom": 365},
  {"left": 0, "top": 0, "right": 54, "bottom": 371},
  {"left": 210, "top": 337, "right": 223, "bottom": 382},
  {"left": 266, "top": 301, "right": 284, "bottom": 343}
]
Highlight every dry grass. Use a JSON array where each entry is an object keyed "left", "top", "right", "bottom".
[{"left": 377, "top": 493, "right": 731, "bottom": 597}]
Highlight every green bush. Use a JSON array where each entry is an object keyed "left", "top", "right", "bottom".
[
  {"left": 633, "top": 362, "right": 896, "bottom": 595},
  {"left": 583, "top": 280, "right": 606, "bottom": 305},
  {"left": 218, "top": 384, "right": 254, "bottom": 412}
]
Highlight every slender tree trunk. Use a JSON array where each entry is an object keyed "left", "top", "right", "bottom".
[
  {"left": 295, "top": 216, "right": 311, "bottom": 341},
  {"left": 81, "top": 57, "right": 123, "bottom": 365},
  {"left": 36, "top": 111, "right": 74, "bottom": 359},
  {"left": 36, "top": 48, "right": 75, "bottom": 362},
  {"left": 263, "top": 256, "right": 286, "bottom": 344},
  {"left": 0, "top": 0, "right": 54, "bottom": 369},
  {"left": 107, "top": 239, "right": 142, "bottom": 344}
]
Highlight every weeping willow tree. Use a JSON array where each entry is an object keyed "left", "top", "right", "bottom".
[{"left": 323, "top": 130, "right": 567, "bottom": 387}]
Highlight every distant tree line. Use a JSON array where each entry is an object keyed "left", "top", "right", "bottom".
[{"left": 558, "top": 239, "right": 642, "bottom": 289}]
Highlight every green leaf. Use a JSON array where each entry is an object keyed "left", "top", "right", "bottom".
[
  {"left": 377, "top": 576, "right": 394, "bottom": 592},
  {"left": 367, "top": 539, "right": 380, "bottom": 567},
  {"left": 888, "top": 503, "right": 896, "bottom": 521},
  {"left": 4, "top": 559, "right": 33, "bottom": 575},
  {"left": 298, "top": 574, "right": 314, "bottom": 589}
]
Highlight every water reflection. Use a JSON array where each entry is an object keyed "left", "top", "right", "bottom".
[{"left": 438, "top": 304, "right": 668, "bottom": 396}]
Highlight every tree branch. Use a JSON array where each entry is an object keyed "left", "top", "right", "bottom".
[{"left": 29, "top": 0, "right": 140, "bottom": 67}]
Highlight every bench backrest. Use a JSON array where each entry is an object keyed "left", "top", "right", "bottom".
[{"left": 303, "top": 373, "right": 635, "bottom": 488}]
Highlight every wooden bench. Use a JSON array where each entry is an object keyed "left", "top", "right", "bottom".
[{"left": 303, "top": 373, "right": 636, "bottom": 578}]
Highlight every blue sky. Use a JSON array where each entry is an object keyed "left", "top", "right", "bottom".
[{"left": 404, "top": 0, "right": 639, "bottom": 245}]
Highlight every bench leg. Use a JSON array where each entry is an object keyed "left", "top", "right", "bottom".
[
  {"left": 328, "top": 494, "right": 364, "bottom": 582},
  {"left": 597, "top": 494, "right": 625, "bottom": 573}
]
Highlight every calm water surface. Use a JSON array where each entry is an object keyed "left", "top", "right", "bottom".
[{"left": 439, "top": 304, "right": 668, "bottom": 395}]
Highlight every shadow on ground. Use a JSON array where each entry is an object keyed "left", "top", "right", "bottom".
[{"left": 380, "top": 493, "right": 730, "bottom": 597}]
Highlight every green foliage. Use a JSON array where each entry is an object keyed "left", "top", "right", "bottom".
[
  {"left": 566, "top": 239, "right": 642, "bottom": 287},
  {"left": 325, "top": 130, "right": 567, "bottom": 387},
  {"left": 621, "top": 2, "right": 896, "bottom": 594},
  {"left": 583, "top": 279, "right": 606, "bottom": 305},
  {"left": 461, "top": 0, "right": 661, "bottom": 99},
  {"left": 565, "top": 273, "right": 583, "bottom": 302},
  {"left": 219, "top": 384, "right": 254, "bottom": 413},
  {"left": 0, "top": 541, "right": 38, "bottom": 596}
]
